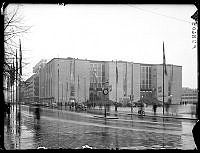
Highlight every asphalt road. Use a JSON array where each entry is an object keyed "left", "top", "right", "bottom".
[{"left": 4, "top": 104, "right": 197, "bottom": 149}]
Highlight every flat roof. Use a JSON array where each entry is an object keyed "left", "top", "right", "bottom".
[{"left": 39, "top": 57, "right": 182, "bottom": 68}]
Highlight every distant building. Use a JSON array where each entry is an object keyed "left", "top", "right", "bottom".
[
  {"left": 181, "top": 88, "right": 198, "bottom": 104},
  {"left": 33, "top": 59, "right": 47, "bottom": 74},
  {"left": 22, "top": 60, "right": 46, "bottom": 104},
  {"left": 23, "top": 74, "right": 39, "bottom": 104}
]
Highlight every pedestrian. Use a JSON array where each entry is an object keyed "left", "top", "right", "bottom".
[
  {"left": 192, "top": 120, "right": 200, "bottom": 150},
  {"left": 115, "top": 102, "right": 118, "bottom": 112},
  {"left": 153, "top": 104, "right": 157, "bottom": 115}
]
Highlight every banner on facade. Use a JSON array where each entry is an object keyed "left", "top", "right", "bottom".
[{"left": 158, "top": 86, "right": 162, "bottom": 93}]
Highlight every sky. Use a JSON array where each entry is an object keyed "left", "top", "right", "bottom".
[{"left": 6, "top": 4, "right": 198, "bottom": 89}]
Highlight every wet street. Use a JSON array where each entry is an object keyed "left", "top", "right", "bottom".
[{"left": 4, "top": 104, "right": 197, "bottom": 150}]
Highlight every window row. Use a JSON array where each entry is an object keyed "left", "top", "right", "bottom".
[{"left": 181, "top": 96, "right": 198, "bottom": 99}]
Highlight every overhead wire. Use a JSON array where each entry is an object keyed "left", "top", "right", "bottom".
[{"left": 127, "top": 5, "right": 193, "bottom": 24}]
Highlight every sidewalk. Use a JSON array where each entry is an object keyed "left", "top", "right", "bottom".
[{"left": 90, "top": 106, "right": 198, "bottom": 121}]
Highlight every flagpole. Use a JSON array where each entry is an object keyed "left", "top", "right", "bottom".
[
  {"left": 19, "top": 39, "right": 22, "bottom": 114},
  {"left": 78, "top": 75, "right": 79, "bottom": 103},
  {"left": 58, "top": 62, "right": 59, "bottom": 105},
  {"left": 163, "top": 59, "right": 164, "bottom": 116},
  {"left": 162, "top": 41, "right": 165, "bottom": 149},
  {"left": 115, "top": 60, "right": 118, "bottom": 112},
  {"left": 15, "top": 49, "right": 18, "bottom": 123},
  {"left": 131, "top": 63, "right": 133, "bottom": 113}
]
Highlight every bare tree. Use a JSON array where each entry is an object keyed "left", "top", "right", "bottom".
[{"left": 4, "top": 4, "right": 31, "bottom": 84}]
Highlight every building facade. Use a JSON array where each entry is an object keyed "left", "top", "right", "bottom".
[
  {"left": 140, "top": 64, "right": 182, "bottom": 104},
  {"left": 23, "top": 74, "right": 39, "bottom": 104},
  {"left": 107, "top": 61, "right": 140, "bottom": 104},
  {"left": 181, "top": 88, "right": 198, "bottom": 104},
  {"left": 39, "top": 58, "right": 90, "bottom": 105},
  {"left": 22, "top": 60, "right": 46, "bottom": 104},
  {"left": 89, "top": 60, "right": 107, "bottom": 104},
  {"left": 37, "top": 58, "right": 182, "bottom": 106}
]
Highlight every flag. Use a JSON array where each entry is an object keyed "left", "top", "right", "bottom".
[
  {"left": 163, "top": 42, "right": 167, "bottom": 75},
  {"left": 171, "top": 64, "right": 173, "bottom": 80},
  {"left": 73, "top": 59, "right": 75, "bottom": 81},
  {"left": 158, "top": 86, "right": 162, "bottom": 93},
  {"left": 123, "top": 62, "right": 127, "bottom": 96},
  {"left": 93, "top": 69, "right": 98, "bottom": 85},
  {"left": 19, "top": 39, "right": 22, "bottom": 75},
  {"left": 78, "top": 75, "right": 80, "bottom": 90},
  {"left": 116, "top": 61, "right": 118, "bottom": 84}
]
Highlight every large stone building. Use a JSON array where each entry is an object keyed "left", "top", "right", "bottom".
[
  {"left": 38, "top": 58, "right": 182, "bottom": 106},
  {"left": 39, "top": 58, "right": 90, "bottom": 105}
]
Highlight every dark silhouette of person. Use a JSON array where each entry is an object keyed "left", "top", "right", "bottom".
[
  {"left": 153, "top": 104, "right": 157, "bottom": 115},
  {"left": 35, "top": 107, "right": 40, "bottom": 120},
  {"left": 192, "top": 120, "right": 200, "bottom": 150},
  {"left": 115, "top": 102, "right": 118, "bottom": 112}
]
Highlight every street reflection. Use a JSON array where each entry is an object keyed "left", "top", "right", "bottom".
[
  {"left": 4, "top": 104, "right": 197, "bottom": 150},
  {"left": 152, "top": 117, "right": 157, "bottom": 122}
]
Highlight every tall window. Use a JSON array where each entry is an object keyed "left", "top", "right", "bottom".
[{"left": 141, "top": 66, "right": 152, "bottom": 90}]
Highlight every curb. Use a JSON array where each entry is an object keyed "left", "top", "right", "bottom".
[
  {"left": 93, "top": 115, "right": 119, "bottom": 119},
  {"left": 121, "top": 112, "right": 198, "bottom": 120},
  {"left": 85, "top": 108, "right": 198, "bottom": 121}
]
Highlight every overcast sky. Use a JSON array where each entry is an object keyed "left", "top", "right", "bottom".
[{"left": 6, "top": 4, "right": 198, "bottom": 89}]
